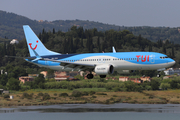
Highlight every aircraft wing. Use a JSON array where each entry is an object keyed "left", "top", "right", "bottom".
[{"left": 43, "top": 58, "right": 95, "bottom": 71}]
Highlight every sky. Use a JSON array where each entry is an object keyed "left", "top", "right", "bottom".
[{"left": 1, "top": 0, "right": 180, "bottom": 27}]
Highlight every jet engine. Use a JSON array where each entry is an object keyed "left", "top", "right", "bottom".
[{"left": 94, "top": 64, "right": 114, "bottom": 75}]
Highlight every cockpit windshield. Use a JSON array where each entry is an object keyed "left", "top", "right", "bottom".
[{"left": 160, "top": 56, "right": 168, "bottom": 59}]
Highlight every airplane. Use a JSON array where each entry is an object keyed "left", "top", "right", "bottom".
[{"left": 14, "top": 25, "right": 176, "bottom": 79}]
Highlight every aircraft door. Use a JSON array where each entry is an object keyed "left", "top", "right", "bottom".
[
  {"left": 98, "top": 57, "right": 105, "bottom": 63},
  {"left": 45, "top": 60, "right": 49, "bottom": 65},
  {"left": 150, "top": 55, "right": 155, "bottom": 63}
]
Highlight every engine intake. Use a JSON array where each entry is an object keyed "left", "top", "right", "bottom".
[{"left": 95, "top": 64, "right": 114, "bottom": 75}]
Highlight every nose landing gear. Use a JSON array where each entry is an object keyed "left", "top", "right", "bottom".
[{"left": 100, "top": 75, "right": 106, "bottom": 78}]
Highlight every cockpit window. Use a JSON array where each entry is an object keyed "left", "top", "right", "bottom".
[{"left": 160, "top": 56, "right": 168, "bottom": 59}]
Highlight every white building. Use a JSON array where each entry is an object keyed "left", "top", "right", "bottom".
[
  {"left": 10, "top": 39, "right": 19, "bottom": 44},
  {"left": 164, "top": 68, "right": 180, "bottom": 75}
]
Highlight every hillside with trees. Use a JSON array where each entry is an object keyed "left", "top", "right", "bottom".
[
  {"left": 1, "top": 10, "right": 180, "bottom": 44},
  {"left": 0, "top": 25, "right": 179, "bottom": 69}
]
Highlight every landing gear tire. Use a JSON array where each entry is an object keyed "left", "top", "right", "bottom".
[
  {"left": 157, "top": 74, "right": 161, "bottom": 77},
  {"left": 157, "top": 71, "right": 161, "bottom": 77},
  {"left": 87, "top": 74, "right": 94, "bottom": 79},
  {"left": 100, "top": 75, "right": 106, "bottom": 78}
]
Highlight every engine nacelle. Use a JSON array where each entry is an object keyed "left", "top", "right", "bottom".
[{"left": 94, "top": 64, "right": 114, "bottom": 75}]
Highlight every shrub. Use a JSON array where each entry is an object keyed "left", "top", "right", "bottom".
[
  {"left": 38, "top": 92, "right": 44, "bottom": 96},
  {"left": 59, "top": 93, "right": 69, "bottom": 97},
  {"left": 145, "top": 85, "right": 152, "bottom": 91},
  {"left": 105, "top": 85, "right": 112, "bottom": 90},
  {"left": 62, "top": 85, "right": 67, "bottom": 89},
  {"left": 113, "top": 87, "right": 121, "bottom": 92},
  {"left": 89, "top": 91, "right": 96, "bottom": 95},
  {"left": 67, "top": 85, "right": 74, "bottom": 90},
  {"left": 82, "top": 91, "right": 89, "bottom": 96},
  {"left": 71, "top": 90, "right": 82, "bottom": 97},
  {"left": 160, "top": 83, "right": 171, "bottom": 90},
  {"left": 149, "top": 96, "right": 154, "bottom": 99},
  {"left": 98, "top": 78, "right": 105, "bottom": 82},
  {"left": 151, "top": 80, "right": 160, "bottom": 90},
  {"left": 54, "top": 93, "right": 57, "bottom": 96},
  {"left": 22, "top": 93, "right": 33, "bottom": 99},
  {"left": 92, "top": 95, "right": 97, "bottom": 98},
  {"left": 43, "top": 93, "right": 51, "bottom": 100},
  {"left": 20, "top": 86, "right": 30, "bottom": 91},
  {"left": 96, "top": 92, "right": 107, "bottom": 95},
  {"left": 113, "top": 95, "right": 117, "bottom": 97},
  {"left": 3, "top": 94, "right": 10, "bottom": 99}
]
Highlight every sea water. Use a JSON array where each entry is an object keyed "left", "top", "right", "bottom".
[{"left": 1, "top": 103, "right": 180, "bottom": 120}]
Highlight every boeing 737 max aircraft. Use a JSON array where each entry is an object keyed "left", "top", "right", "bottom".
[{"left": 20, "top": 25, "right": 175, "bottom": 79}]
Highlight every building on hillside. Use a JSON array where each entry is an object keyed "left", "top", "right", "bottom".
[
  {"left": 164, "top": 68, "right": 180, "bottom": 75},
  {"left": 28, "top": 74, "right": 39, "bottom": 77},
  {"left": 54, "top": 76, "right": 79, "bottom": 81},
  {"left": 163, "top": 76, "right": 174, "bottom": 79},
  {"left": 119, "top": 77, "right": 129, "bottom": 82},
  {"left": 54, "top": 71, "right": 67, "bottom": 77},
  {"left": 54, "top": 76, "right": 70, "bottom": 81},
  {"left": 119, "top": 76, "right": 143, "bottom": 83},
  {"left": 40, "top": 71, "right": 48, "bottom": 78},
  {"left": 129, "top": 78, "right": 142, "bottom": 83},
  {"left": 106, "top": 77, "right": 118, "bottom": 80},
  {"left": 67, "top": 77, "right": 79, "bottom": 81},
  {"left": 10, "top": 39, "right": 19, "bottom": 44},
  {"left": 19, "top": 76, "right": 34, "bottom": 83},
  {"left": 140, "top": 76, "right": 151, "bottom": 82},
  {"left": 2, "top": 90, "right": 9, "bottom": 94},
  {"left": 38, "top": 20, "right": 44, "bottom": 22}
]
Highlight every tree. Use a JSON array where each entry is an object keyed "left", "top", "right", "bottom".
[
  {"left": 160, "top": 83, "right": 171, "bottom": 90},
  {"left": 162, "top": 45, "right": 166, "bottom": 54},
  {"left": 47, "top": 69, "right": 54, "bottom": 79},
  {"left": 34, "top": 74, "right": 45, "bottom": 88},
  {"left": 7, "top": 66, "right": 27, "bottom": 79},
  {"left": 172, "top": 45, "right": 175, "bottom": 58},
  {"left": 148, "top": 44, "right": 152, "bottom": 52},
  {"left": 97, "top": 36, "right": 101, "bottom": 52},
  {"left": 0, "top": 74, "right": 8, "bottom": 86},
  {"left": 53, "top": 28, "right": 55, "bottom": 34},
  {"left": 6, "top": 77, "right": 20, "bottom": 90},
  {"left": 150, "top": 80, "right": 160, "bottom": 90}
]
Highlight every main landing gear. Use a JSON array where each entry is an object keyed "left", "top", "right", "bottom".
[
  {"left": 100, "top": 75, "right": 106, "bottom": 78},
  {"left": 87, "top": 73, "right": 94, "bottom": 79},
  {"left": 86, "top": 73, "right": 106, "bottom": 79}
]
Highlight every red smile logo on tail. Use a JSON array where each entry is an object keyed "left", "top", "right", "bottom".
[{"left": 29, "top": 40, "right": 38, "bottom": 50}]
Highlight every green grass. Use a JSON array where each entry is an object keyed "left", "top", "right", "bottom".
[
  {"left": 19, "top": 88, "right": 107, "bottom": 94},
  {"left": 73, "top": 88, "right": 107, "bottom": 92},
  {"left": 26, "top": 89, "right": 71, "bottom": 93}
]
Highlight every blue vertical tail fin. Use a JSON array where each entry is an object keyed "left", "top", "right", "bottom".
[{"left": 23, "top": 25, "right": 60, "bottom": 57}]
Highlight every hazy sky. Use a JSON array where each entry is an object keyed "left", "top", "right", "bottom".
[{"left": 1, "top": 0, "right": 180, "bottom": 27}]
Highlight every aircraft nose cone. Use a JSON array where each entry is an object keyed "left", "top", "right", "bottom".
[
  {"left": 171, "top": 60, "right": 176, "bottom": 65},
  {"left": 168, "top": 59, "right": 175, "bottom": 66}
]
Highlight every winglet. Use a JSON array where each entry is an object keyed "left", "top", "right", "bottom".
[{"left": 112, "top": 46, "right": 116, "bottom": 53}]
